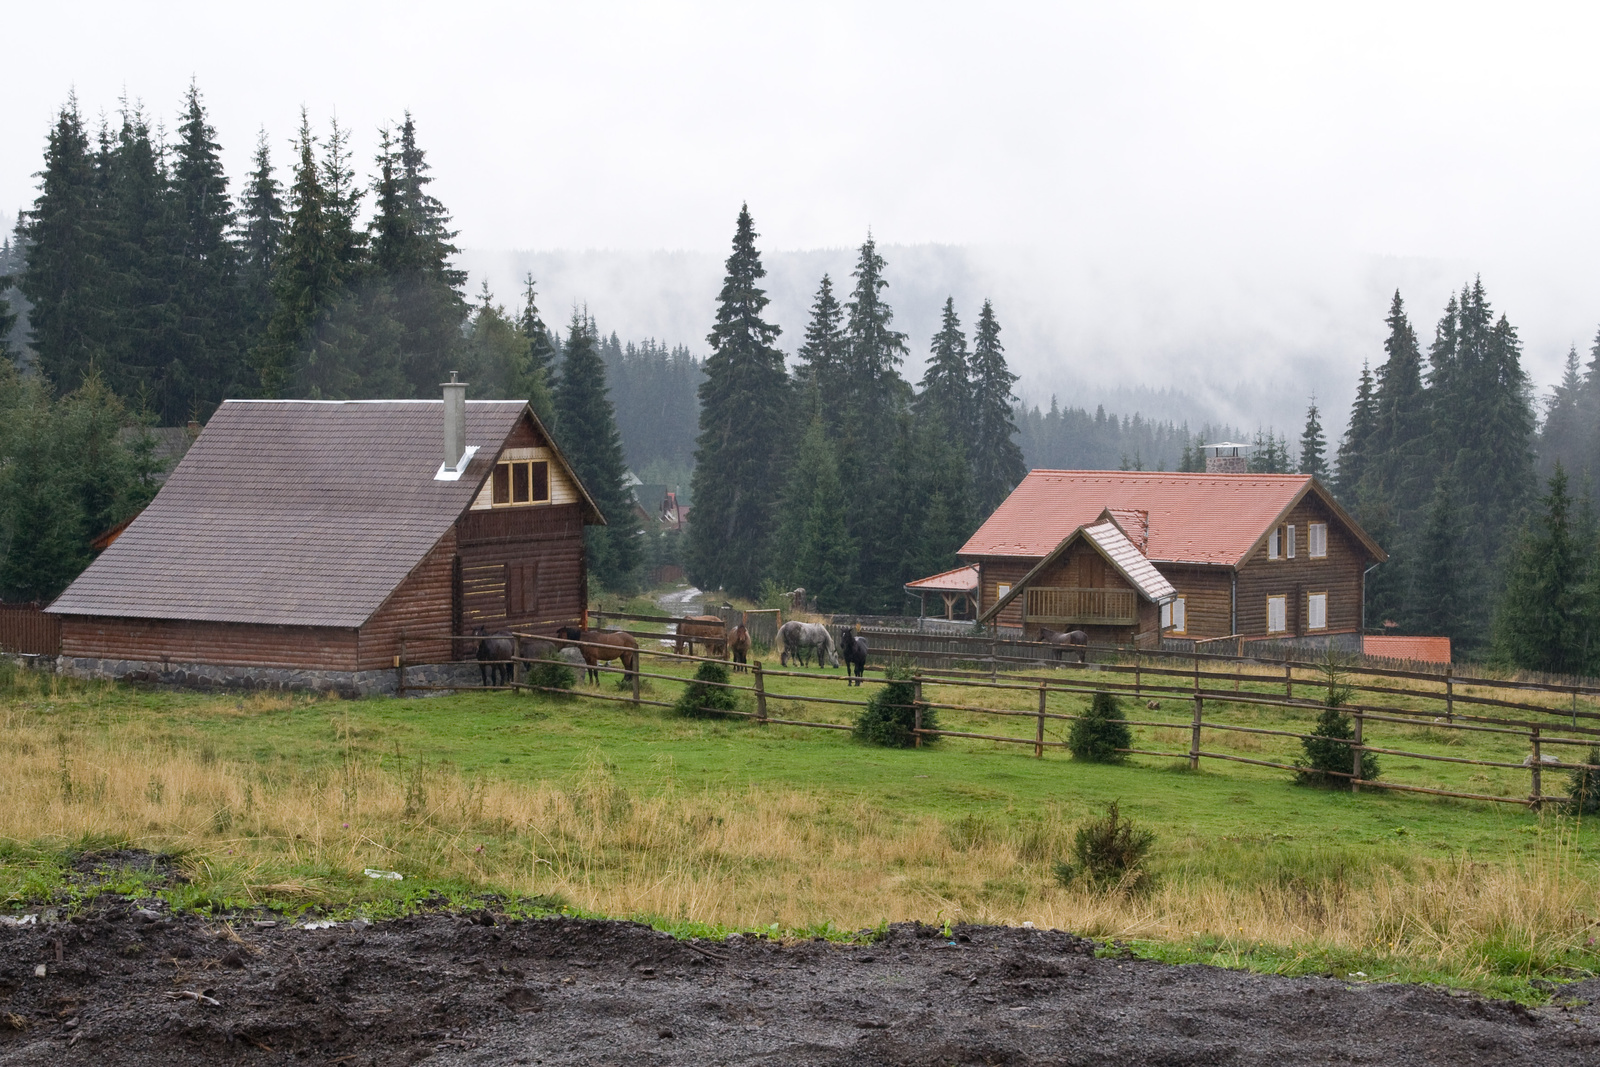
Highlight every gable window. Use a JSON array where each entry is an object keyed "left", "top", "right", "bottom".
[
  {"left": 491, "top": 460, "right": 550, "bottom": 506},
  {"left": 1307, "top": 592, "right": 1327, "bottom": 630},
  {"left": 1286, "top": 524, "right": 1296, "bottom": 559},
  {"left": 1162, "top": 597, "right": 1187, "bottom": 634},
  {"left": 1309, "top": 522, "right": 1327, "bottom": 559},
  {"left": 1267, "top": 595, "right": 1287, "bottom": 634},
  {"left": 1268, "top": 528, "right": 1280, "bottom": 559}
]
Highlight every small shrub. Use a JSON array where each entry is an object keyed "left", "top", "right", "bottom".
[
  {"left": 1068, "top": 691, "right": 1130, "bottom": 763},
  {"left": 1295, "top": 706, "right": 1380, "bottom": 789},
  {"left": 853, "top": 664, "right": 931, "bottom": 747},
  {"left": 1053, "top": 801, "right": 1155, "bottom": 893},
  {"left": 674, "top": 660, "right": 738, "bottom": 718},
  {"left": 1566, "top": 745, "right": 1600, "bottom": 815},
  {"left": 527, "top": 655, "right": 576, "bottom": 696}
]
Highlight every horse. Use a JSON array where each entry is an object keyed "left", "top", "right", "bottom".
[
  {"left": 1037, "top": 626, "right": 1090, "bottom": 664},
  {"left": 474, "top": 628, "right": 515, "bottom": 686},
  {"left": 674, "top": 615, "right": 729, "bottom": 658},
  {"left": 556, "top": 625, "right": 639, "bottom": 684},
  {"left": 728, "top": 624, "right": 751, "bottom": 672},
  {"left": 777, "top": 620, "right": 838, "bottom": 669},
  {"left": 839, "top": 626, "right": 868, "bottom": 686}
]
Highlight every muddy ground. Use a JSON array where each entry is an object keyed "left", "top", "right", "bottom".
[{"left": 3, "top": 859, "right": 1600, "bottom": 1065}]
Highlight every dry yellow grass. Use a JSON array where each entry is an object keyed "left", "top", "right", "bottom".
[{"left": 3, "top": 701, "right": 1597, "bottom": 989}]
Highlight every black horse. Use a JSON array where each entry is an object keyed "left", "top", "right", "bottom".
[
  {"left": 1037, "top": 626, "right": 1089, "bottom": 664},
  {"left": 839, "top": 626, "right": 868, "bottom": 686},
  {"left": 475, "top": 628, "right": 515, "bottom": 686}
]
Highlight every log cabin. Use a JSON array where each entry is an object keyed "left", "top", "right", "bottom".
[
  {"left": 45, "top": 378, "right": 603, "bottom": 693},
  {"left": 948, "top": 469, "right": 1385, "bottom": 644}
]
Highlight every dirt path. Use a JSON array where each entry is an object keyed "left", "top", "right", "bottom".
[{"left": 3, "top": 902, "right": 1598, "bottom": 1066}]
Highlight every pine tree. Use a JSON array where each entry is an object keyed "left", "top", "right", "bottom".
[
  {"left": 515, "top": 275, "right": 557, "bottom": 425},
  {"left": 1335, "top": 361, "right": 1376, "bottom": 500},
  {"left": 1494, "top": 464, "right": 1587, "bottom": 673},
  {"left": 21, "top": 96, "right": 105, "bottom": 394},
  {"left": 1404, "top": 467, "right": 1471, "bottom": 643},
  {"left": 1248, "top": 428, "right": 1291, "bottom": 473},
  {"left": 793, "top": 273, "right": 846, "bottom": 435},
  {"left": 1542, "top": 344, "right": 1585, "bottom": 478},
  {"left": 968, "top": 299, "right": 1026, "bottom": 515},
  {"left": 235, "top": 129, "right": 285, "bottom": 362},
  {"left": 685, "top": 204, "right": 791, "bottom": 597},
  {"left": 1367, "top": 291, "right": 1428, "bottom": 503},
  {"left": 840, "top": 233, "right": 910, "bottom": 449},
  {"left": 915, "top": 297, "right": 973, "bottom": 453},
  {"left": 459, "top": 283, "right": 528, "bottom": 399},
  {"left": 789, "top": 420, "right": 855, "bottom": 610},
  {"left": 553, "top": 311, "right": 640, "bottom": 590},
  {"left": 1298, "top": 397, "right": 1327, "bottom": 478}
]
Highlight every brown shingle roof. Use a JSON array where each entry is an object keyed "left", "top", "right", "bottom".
[
  {"left": 48, "top": 400, "right": 531, "bottom": 628},
  {"left": 960, "top": 470, "right": 1337, "bottom": 566}
]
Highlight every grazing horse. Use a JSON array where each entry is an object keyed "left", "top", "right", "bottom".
[
  {"left": 777, "top": 620, "right": 838, "bottom": 669},
  {"left": 1037, "top": 626, "right": 1090, "bottom": 664},
  {"left": 673, "top": 615, "right": 729, "bottom": 658},
  {"left": 728, "top": 624, "right": 751, "bottom": 672},
  {"left": 839, "top": 626, "right": 868, "bottom": 686},
  {"left": 475, "top": 628, "right": 515, "bottom": 686},
  {"left": 557, "top": 626, "right": 640, "bottom": 684}
]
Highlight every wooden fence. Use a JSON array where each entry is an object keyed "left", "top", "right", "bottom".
[
  {"left": 0, "top": 602, "right": 60, "bottom": 656},
  {"left": 399, "top": 626, "right": 1600, "bottom": 811}
]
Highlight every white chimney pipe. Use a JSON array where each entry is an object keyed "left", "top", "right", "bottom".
[{"left": 443, "top": 371, "right": 466, "bottom": 468}]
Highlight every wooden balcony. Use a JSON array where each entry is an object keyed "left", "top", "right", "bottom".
[{"left": 1023, "top": 586, "right": 1138, "bottom": 626}]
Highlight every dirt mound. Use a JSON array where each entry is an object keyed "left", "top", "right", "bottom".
[{"left": 1, "top": 905, "right": 1597, "bottom": 1065}]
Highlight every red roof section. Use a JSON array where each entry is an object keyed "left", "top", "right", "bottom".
[
  {"left": 905, "top": 563, "right": 980, "bottom": 593},
  {"left": 1363, "top": 635, "right": 1451, "bottom": 664},
  {"left": 959, "top": 470, "right": 1314, "bottom": 566}
]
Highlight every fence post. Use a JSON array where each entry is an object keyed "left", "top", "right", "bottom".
[
  {"left": 1035, "top": 683, "right": 1047, "bottom": 758},
  {"left": 990, "top": 642, "right": 998, "bottom": 683},
  {"left": 914, "top": 676, "right": 925, "bottom": 749},
  {"left": 1193, "top": 649, "right": 1200, "bottom": 692},
  {"left": 1285, "top": 662, "right": 1293, "bottom": 701},
  {"left": 1573, "top": 690, "right": 1580, "bottom": 730},
  {"left": 1134, "top": 648, "right": 1141, "bottom": 698},
  {"left": 1189, "top": 695, "right": 1203, "bottom": 771},
  {"left": 754, "top": 661, "right": 768, "bottom": 724},
  {"left": 632, "top": 658, "right": 641, "bottom": 705},
  {"left": 1351, "top": 710, "right": 1364, "bottom": 793},
  {"left": 1445, "top": 667, "right": 1454, "bottom": 723},
  {"left": 1530, "top": 726, "right": 1542, "bottom": 810}
]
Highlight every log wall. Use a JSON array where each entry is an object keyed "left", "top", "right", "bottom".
[
  {"left": 1235, "top": 493, "right": 1369, "bottom": 637},
  {"left": 60, "top": 616, "right": 358, "bottom": 670}
]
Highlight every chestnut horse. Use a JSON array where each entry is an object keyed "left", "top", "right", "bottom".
[
  {"left": 674, "top": 615, "right": 729, "bottom": 658},
  {"left": 1037, "top": 626, "right": 1090, "bottom": 664},
  {"left": 728, "top": 624, "right": 751, "bottom": 671},
  {"left": 557, "top": 626, "right": 640, "bottom": 684}
]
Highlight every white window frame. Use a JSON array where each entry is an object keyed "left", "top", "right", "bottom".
[
  {"left": 995, "top": 583, "right": 1011, "bottom": 607},
  {"left": 1171, "top": 596, "right": 1186, "bottom": 634},
  {"left": 1307, "top": 591, "right": 1327, "bottom": 631},
  {"left": 1267, "top": 595, "right": 1287, "bottom": 634},
  {"left": 1268, "top": 528, "right": 1280, "bottom": 560},
  {"left": 1286, "top": 524, "right": 1296, "bottom": 559},
  {"left": 1309, "top": 522, "right": 1327, "bottom": 559}
]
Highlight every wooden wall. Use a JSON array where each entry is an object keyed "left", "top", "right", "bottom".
[
  {"left": 1234, "top": 492, "right": 1370, "bottom": 637},
  {"left": 357, "top": 528, "right": 457, "bottom": 670},
  {"left": 454, "top": 502, "right": 586, "bottom": 648},
  {"left": 974, "top": 557, "right": 1033, "bottom": 628},
  {"left": 60, "top": 616, "right": 358, "bottom": 670},
  {"left": 1158, "top": 565, "right": 1234, "bottom": 638}
]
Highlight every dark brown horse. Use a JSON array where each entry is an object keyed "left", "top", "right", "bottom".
[
  {"left": 557, "top": 626, "right": 639, "bottom": 684},
  {"left": 1038, "top": 627, "right": 1090, "bottom": 664},
  {"left": 728, "top": 624, "right": 751, "bottom": 671},
  {"left": 839, "top": 626, "right": 868, "bottom": 686}
]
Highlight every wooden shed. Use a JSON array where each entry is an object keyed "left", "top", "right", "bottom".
[{"left": 46, "top": 388, "right": 603, "bottom": 693}]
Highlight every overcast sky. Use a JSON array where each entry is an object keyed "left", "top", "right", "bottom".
[{"left": 7, "top": 2, "right": 1600, "bottom": 433}]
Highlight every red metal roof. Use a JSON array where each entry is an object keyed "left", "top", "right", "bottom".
[
  {"left": 1363, "top": 635, "right": 1451, "bottom": 664},
  {"left": 959, "top": 470, "right": 1315, "bottom": 566},
  {"left": 905, "top": 564, "right": 979, "bottom": 593}
]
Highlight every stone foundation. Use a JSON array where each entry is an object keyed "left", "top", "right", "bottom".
[{"left": 57, "top": 656, "right": 490, "bottom": 698}]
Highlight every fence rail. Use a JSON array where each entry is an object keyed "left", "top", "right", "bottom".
[{"left": 395, "top": 627, "right": 1600, "bottom": 812}]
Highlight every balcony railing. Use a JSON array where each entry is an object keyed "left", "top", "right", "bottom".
[{"left": 1023, "top": 586, "right": 1138, "bottom": 626}]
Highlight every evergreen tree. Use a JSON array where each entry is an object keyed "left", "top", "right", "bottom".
[
  {"left": 1248, "top": 428, "right": 1291, "bottom": 473},
  {"left": 685, "top": 204, "right": 790, "bottom": 597},
  {"left": 518, "top": 274, "right": 558, "bottom": 425},
  {"left": 1298, "top": 397, "right": 1327, "bottom": 478},
  {"left": 236, "top": 128, "right": 285, "bottom": 347},
  {"left": 914, "top": 297, "right": 973, "bottom": 452},
  {"left": 968, "top": 299, "right": 1026, "bottom": 515},
  {"left": 553, "top": 311, "right": 640, "bottom": 590},
  {"left": 788, "top": 420, "right": 855, "bottom": 610},
  {"left": 1334, "top": 361, "right": 1376, "bottom": 501},
  {"left": 1541, "top": 344, "right": 1585, "bottom": 478},
  {"left": 21, "top": 96, "right": 105, "bottom": 394},
  {"left": 793, "top": 273, "right": 846, "bottom": 435},
  {"left": 1366, "top": 291, "right": 1428, "bottom": 505},
  {"left": 459, "top": 283, "right": 528, "bottom": 400},
  {"left": 840, "top": 233, "right": 910, "bottom": 449},
  {"left": 1494, "top": 464, "right": 1587, "bottom": 673},
  {"left": 1404, "top": 467, "right": 1471, "bottom": 644}
]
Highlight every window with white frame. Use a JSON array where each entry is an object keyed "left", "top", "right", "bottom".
[
  {"left": 1309, "top": 522, "right": 1328, "bottom": 559},
  {"left": 1267, "top": 595, "right": 1287, "bottom": 634},
  {"left": 1268, "top": 528, "right": 1280, "bottom": 559},
  {"left": 1170, "top": 597, "right": 1186, "bottom": 633},
  {"left": 1286, "top": 524, "right": 1296, "bottom": 558},
  {"left": 1307, "top": 592, "right": 1327, "bottom": 630},
  {"left": 995, "top": 583, "right": 1011, "bottom": 605}
]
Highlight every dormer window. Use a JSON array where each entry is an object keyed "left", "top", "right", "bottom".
[{"left": 492, "top": 460, "right": 550, "bottom": 506}]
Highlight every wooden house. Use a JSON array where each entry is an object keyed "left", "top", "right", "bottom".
[
  {"left": 46, "top": 380, "right": 603, "bottom": 693},
  {"left": 951, "top": 470, "right": 1385, "bottom": 642}
]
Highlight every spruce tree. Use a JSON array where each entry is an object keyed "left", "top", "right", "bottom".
[
  {"left": 915, "top": 296, "right": 973, "bottom": 452},
  {"left": 840, "top": 233, "right": 910, "bottom": 449},
  {"left": 21, "top": 96, "right": 105, "bottom": 394},
  {"left": 793, "top": 273, "right": 846, "bottom": 435},
  {"left": 789, "top": 421, "right": 855, "bottom": 610},
  {"left": 1298, "top": 397, "right": 1327, "bottom": 478},
  {"left": 1494, "top": 464, "right": 1586, "bottom": 673},
  {"left": 459, "top": 283, "right": 527, "bottom": 399},
  {"left": 968, "top": 299, "right": 1026, "bottom": 515},
  {"left": 554, "top": 311, "right": 640, "bottom": 590},
  {"left": 1404, "top": 467, "right": 1471, "bottom": 643},
  {"left": 251, "top": 113, "right": 333, "bottom": 396},
  {"left": 1335, "top": 361, "right": 1376, "bottom": 501},
  {"left": 518, "top": 274, "right": 558, "bottom": 422},
  {"left": 1541, "top": 344, "right": 1585, "bottom": 478},
  {"left": 685, "top": 204, "right": 790, "bottom": 597},
  {"left": 236, "top": 129, "right": 286, "bottom": 350}
]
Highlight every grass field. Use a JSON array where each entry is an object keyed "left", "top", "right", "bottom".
[{"left": 3, "top": 650, "right": 1599, "bottom": 1002}]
